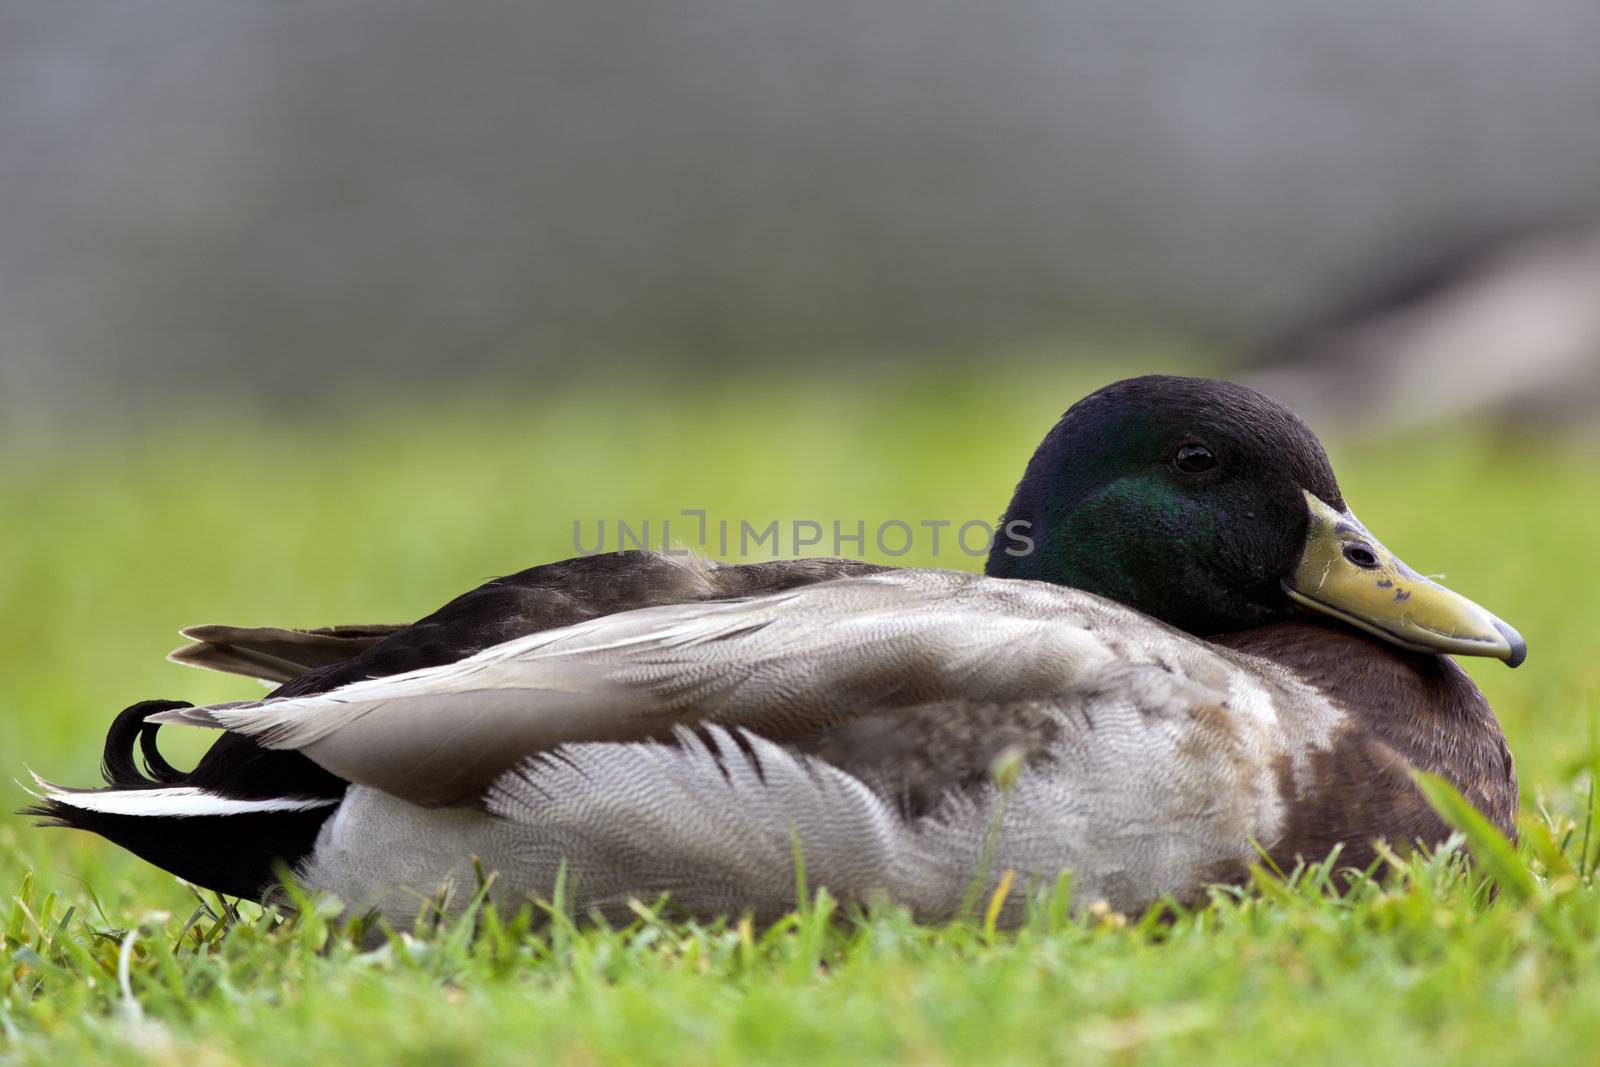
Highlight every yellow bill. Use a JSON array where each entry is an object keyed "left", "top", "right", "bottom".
[{"left": 1283, "top": 491, "right": 1526, "bottom": 667}]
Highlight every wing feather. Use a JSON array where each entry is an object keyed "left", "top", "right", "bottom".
[
  {"left": 147, "top": 571, "right": 1252, "bottom": 806},
  {"left": 168, "top": 623, "right": 405, "bottom": 683}
]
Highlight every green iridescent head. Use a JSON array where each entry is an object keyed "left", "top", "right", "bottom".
[{"left": 985, "top": 375, "right": 1524, "bottom": 665}]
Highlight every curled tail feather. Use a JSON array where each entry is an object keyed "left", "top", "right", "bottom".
[{"left": 99, "top": 699, "right": 191, "bottom": 786}]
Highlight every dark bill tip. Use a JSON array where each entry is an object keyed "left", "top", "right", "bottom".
[{"left": 1494, "top": 620, "right": 1528, "bottom": 669}]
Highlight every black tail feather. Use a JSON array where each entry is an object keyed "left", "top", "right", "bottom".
[
  {"left": 28, "top": 800, "right": 334, "bottom": 902},
  {"left": 100, "top": 699, "right": 191, "bottom": 787}
]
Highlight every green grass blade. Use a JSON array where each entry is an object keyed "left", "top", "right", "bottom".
[{"left": 1412, "top": 770, "right": 1539, "bottom": 906}]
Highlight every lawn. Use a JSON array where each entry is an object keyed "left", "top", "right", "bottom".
[{"left": 3, "top": 357, "right": 1599, "bottom": 1065}]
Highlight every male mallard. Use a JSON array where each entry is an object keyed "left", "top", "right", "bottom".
[{"left": 30, "top": 376, "right": 1525, "bottom": 924}]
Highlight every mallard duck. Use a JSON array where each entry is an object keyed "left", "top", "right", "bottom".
[{"left": 30, "top": 376, "right": 1525, "bottom": 925}]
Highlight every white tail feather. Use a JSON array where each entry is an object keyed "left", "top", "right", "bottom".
[{"left": 35, "top": 778, "right": 338, "bottom": 818}]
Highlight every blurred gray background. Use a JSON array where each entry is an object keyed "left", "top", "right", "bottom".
[{"left": 4, "top": 1, "right": 1600, "bottom": 425}]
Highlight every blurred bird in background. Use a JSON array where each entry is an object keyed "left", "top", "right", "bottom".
[{"left": 1249, "top": 218, "right": 1600, "bottom": 436}]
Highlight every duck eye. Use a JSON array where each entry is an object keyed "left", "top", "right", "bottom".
[{"left": 1173, "top": 443, "right": 1218, "bottom": 475}]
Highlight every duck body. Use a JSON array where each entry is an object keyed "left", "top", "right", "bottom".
[
  {"left": 172, "top": 569, "right": 1357, "bottom": 923},
  {"left": 297, "top": 584, "right": 1514, "bottom": 923},
  {"left": 30, "top": 376, "right": 1524, "bottom": 924}
]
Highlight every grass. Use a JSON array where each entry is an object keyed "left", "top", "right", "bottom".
[{"left": 3, "top": 356, "right": 1599, "bottom": 1065}]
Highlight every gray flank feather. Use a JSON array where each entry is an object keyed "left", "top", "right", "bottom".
[{"left": 484, "top": 727, "right": 904, "bottom": 922}]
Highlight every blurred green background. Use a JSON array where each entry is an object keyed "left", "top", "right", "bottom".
[{"left": 4, "top": 353, "right": 1597, "bottom": 915}]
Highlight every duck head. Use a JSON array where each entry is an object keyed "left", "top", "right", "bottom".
[{"left": 987, "top": 375, "right": 1526, "bottom": 667}]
